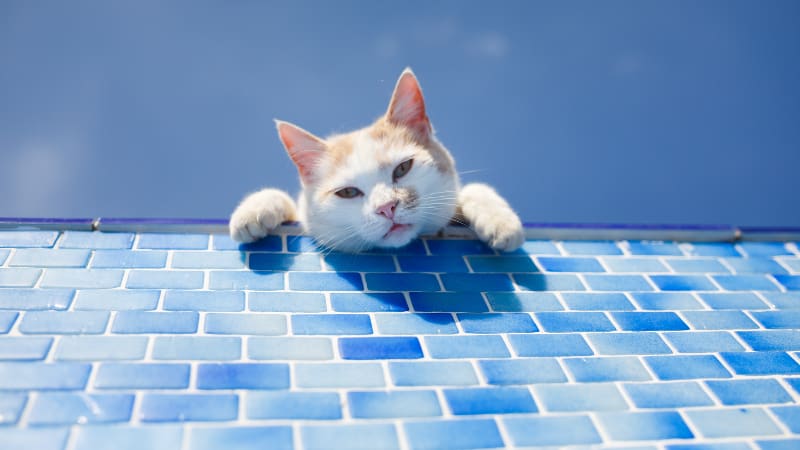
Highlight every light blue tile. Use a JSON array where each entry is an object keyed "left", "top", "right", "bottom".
[
  {"left": 374, "top": 313, "right": 458, "bottom": 335},
  {"left": 0, "top": 362, "right": 90, "bottom": 389},
  {"left": 409, "top": 292, "right": 487, "bottom": 312},
  {"left": 738, "top": 242, "right": 791, "bottom": 257},
  {"left": 535, "top": 383, "right": 628, "bottom": 411},
  {"left": 503, "top": 415, "right": 602, "bottom": 447},
  {"left": 564, "top": 357, "right": 651, "bottom": 382},
  {"left": 0, "top": 230, "right": 58, "bottom": 248},
  {"left": 624, "top": 382, "right": 714, "bottom": 408},
  {"left": 686, "top": 242, "right": 741, "bottom": 257},
  {"left": 424, "top": 335, "right": 509, "bottom": 358},
  {"left": 445, "top": 386, "right": 537, "bottom": 415},
  {"left": 404, "top": 418, "right": 503, "bottom": 450},
  {"left": 209, "top": 270, "right": 283, "bottom": 290},
  {"left": 757, "top": 439, "right": 800, "bottom": 450},
  {"left": 537, "top": 256, "right": 605, "bottom": 272},
  {"left": 292, "top": 314, "right": 373, "bottom": 335},
  {"left": 331, "top": 292, "right": 408, "bottom": 312},
  {"left": 699, "top": 292, "right": 768, "bottom": 309},
  {"left": 126, "top": 270, "right": 204, "bottom": 289},
  {"left": 289, "top": 272, "right": 363, "bottom": 291},
  {"left": 649, "top": 275, "right": 716, "bottom": 291},
  {"left": 779, "top": 258, "right": 800, "bottom": 273},
  {"left": 340, "top": 337, "right": 423, "bottom": 360},
  {"left": 457, "top": 313, "right": 537, "bottom": 333},
  {"left": 509, "top": 333, "right": 593, "bottom": 357},
  {"left": 249, "top": 291, "right": 326, "bottom": 312},
  {"left": 152, "top": 336, "right": 241, "bottom": 360},
  {"left": 584, "top": 274, "right": 654, "bottom": 291},
  {"left": 724, "top": 257, "right": 788, "bottom": 275},
  {"left": 27, "top": 393, "right": 133, "bottom": 425},
  {"left": 10, "top": 249, "right": 90, "bottom": 267},
  {"left": 171, "top": 251, "right": 244, "bottom": 269},
  {"left": 631, "top": 292, "right": 704, "bottom": 310},
  {"left": 514, "top": 273, "right": 586, "bottom": 291},
  {"left": 73, "top": 289, "right": 159, "bottom": 310},
  {"left": 752, "top": 311, "right": 800, "bottom": 329},
  {"left": 286, "top": 235, "right": 324, "bottom": 253},
  {"left": 0, "top": 428, "right": 69, "bottom": 450},
  {"left": 645, "top": 355, "right": 731, "bottom": 380},
  {"left": 248, "top": 337, "right": 333, "bottom": 360},
  {"left": 426, "top": 239, "right": 494, "bottom": 255},
  {"left": 721, "top": 352, "right": 800, "bottom": 375},
  {"left": 627, "top": 241, "right": 684, "bottom": 256},
  {"left": 295, "top": 362, "right": 385, "bottom": 388},
  {"left": 738, "top": 330, "right": 800, "bottom": 351},
  {"left": 762, "top": 292, "right": 800, "bottom": 309},
  {"left": 706, "top": 379, "right": 793, "bottom": 405},
  {"left": 0, "top": 268, "right": 42, "bottom": 287},
  {"left": 561, "top": 293, "right": 635, "bottom": 310},
  {"left": 366, "top": 273, "right": 440, "bottom": 291},
  {"left": 397, "top": 255, "right": 468, "bottom": 273},
  {"left": 0, "top": 337, "right": 52, "bottom": 360},
  {"left": 467, "top": 255, "right": 538, "bottom": 272},
  {"left": 0, "top": 249, "right": 7, "bottom": 264},
  {"left": 249, "top": 252, "right": 321, "bottom": 271},
  {"left": 664, "top": 331, "right": 746, "bottom": 353},
  {"left": 214, "top": 234, "right": 281, "bottom": 251},
  {"left": 0, "top": 311, "right": 17, "bottom": 333},
  {"left": 587, "top": 332, "right": 672, "bottom": 355},
  {"left": 682, "top": 311, "right": 758, "bottom": 330},
  {"left": 772, "top": 406, "right": 800, "bottom": 433},
  {"left": 536, "top": 312, "right": 616, "bottom": 332},
  {"left": 713, "top": 275, "right": 781, "bottom": 291},
  {"left": 139, "top": 393, "right": 238, "bottom": 422},
  {"left": 163, "top": 290, "right": 245, "bottom": 312},
  {"left": 91, "top": 250, "right": 168, "bottom": 268},
  {"left": 684, "top": 408, "right": 782, "bottom": 438},
  {"left": 665, "top": 258, "right": 730, "bottom": 273},
  {"left": 137, "top": 233, "right": 209, "bottom": 250},
  {"left": 597, "top": 411, "right": 693, "bottom": 440},
  {"left": 39, "top": 268, "right": 124, "bottom": 288},
  {"left": 94, "top": 363, "right": 190, "bottom": 389},
  {"left": 197, "top": 363, "right": 290, "bottom": 390},
  {"left": 301, "top": 424, "right": 399, "bottom": 450},
  {"left": 603, "top": 257, "right": 669, "bottom": 273},
  {"left": 562, "top": 241, "right": 623, "bottom": 255},
  {"left": 19, "top": 311, "right": 109, "bottom": 334},
  {"left": 349, "top": 390, "right": 441, "bottom": 418},
  {"left": 611, "top": 311, "right": 689, "bottom": 331},
  {"left": 0, "top": 393, "right": 26, "bottom": 424},
  {"left": 440, "top": 273, "right": 514, "bottom": 291},
  {"left": 247, "top": 391, "right": 341, "bottom": 420},
  {"left": 205, "top": 313, "right": 287, "bottom": 335},
  {"left": 188, "top": 426, "right": 293, "bottom": 450},
  {"left": 479, "top": 358, "right": 566, "bottom": 385},
  {"left": 325, "top": 253, "right": 396, "bottom": 272},
  {"left": 73, "top": 425, "right": 183, "bottom": 450},
  {"left": 485, "top": 292, "right": 563, "bottom": 311},
  {"left": 519, "top": 240, "right": 561, "bottom": 255},
  {"left": 53, "top": 336, "right": 148, "bottom": 361},
  {"left": 390, "top": 361, "right": 479, "bottom": 386},
  {"left": 112, "top": 311, "right": 198, "bottom": 333},
  {"left": 60, "top": 231, "right": 134, "bottom": 249}
]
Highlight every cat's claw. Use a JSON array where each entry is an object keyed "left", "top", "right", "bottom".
[{"left": 229, "top": 188, "right": 297, "bottom": 243}]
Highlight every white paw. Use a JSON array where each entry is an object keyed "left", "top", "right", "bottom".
[
  {"left": 229, "top": 189, "right": 296, "bottom": 243},
  {"left": 473, "top": 213, "right": 525, "bottom": 252}
]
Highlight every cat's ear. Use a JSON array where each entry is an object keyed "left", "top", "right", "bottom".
[
  {"left": 386, "top": 68, "right": 432, "bottom": 142},
  {"left": 275, "top": 120, "right": 327, "bottom": 185}
]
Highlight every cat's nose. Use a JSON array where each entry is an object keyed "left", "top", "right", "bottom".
[{"left": 376, "top": 200, "right": 398, "bottom": 220}]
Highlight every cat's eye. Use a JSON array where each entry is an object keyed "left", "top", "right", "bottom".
[
  {"left": 392, "top": 159, "right": 414, "bottom": 182},
  {"left": 334, "top": 187, "right": 364, "bottom": 199}
]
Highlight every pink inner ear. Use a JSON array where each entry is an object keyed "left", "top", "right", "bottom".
[
  {"left": 387, "top": 71, "right": 431, "bottom": 140},
  {"left": 276, "top": 121, "right": 326, "bottom": 184}
]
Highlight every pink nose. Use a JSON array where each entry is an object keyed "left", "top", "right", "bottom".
[{"left": 376, "top": 200, "right": 398, "bottom": 220}]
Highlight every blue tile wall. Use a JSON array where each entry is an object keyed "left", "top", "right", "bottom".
[{"left": 0, "top": 229, "right": 798, "bottom": 450}]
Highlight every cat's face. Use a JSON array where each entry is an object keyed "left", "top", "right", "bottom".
[{"left": 277, "top": 69, "right": 459, "bottom": 252}]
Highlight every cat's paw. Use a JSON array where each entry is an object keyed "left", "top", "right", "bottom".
[
  {"left": 473, "top": 213, "right": 525, "bottom": 252},
  {"left": 229, "top": 189, "right": 297, "bottom": 243}
]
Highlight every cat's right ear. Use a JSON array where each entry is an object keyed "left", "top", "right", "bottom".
[{"left": 275, "top": 120, "right": 327, "bottom": 185}]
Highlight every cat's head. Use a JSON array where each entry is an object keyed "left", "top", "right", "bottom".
[{"left": 276, "top": 68, "right": 459, "bottom": 252}]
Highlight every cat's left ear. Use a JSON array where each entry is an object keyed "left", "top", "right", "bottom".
[
  {"left": 275, "top": 120, "right": 327, "bottom": 185},
  {"left": 386, "top": 68, "right": 432, "bottom": 142}
]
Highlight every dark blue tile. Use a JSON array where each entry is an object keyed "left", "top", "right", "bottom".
[
  {"left": 753, "top": 311, "right": 800, "bottom": 329},
  {"left": 444, "top": 387, "right": 537, "bottom": 415},
  {"left": 249, "top": 253, "right": 320, "bottom": 271},
  {"left": 247, "top": 391, "right": 341, "bottom": 420},
  {"left": 666, "top": 444, "right": 750, "bottom": 450},
  {"left": 681, "top": 311, "right": 758, "bottom": 330},
  {"left": 587, "top": 332, "right": 672, "bottom": 355},
  {"left": 627, "top": 241, "right": 684, "bottom": 256},
  {"left": 112, "top": 311, "right": 198, "bottom": 334},
  {"left": 775, "top": 275, "right": 800, "bottom": 290},
  {"left": 534, "top": 383, "right": 627, "bottom": 412},
  {"left": 721, "top": 352, "right": 800, "bottom": 375},
  {"left": 27, "top": 393, "right": 133, "bottom": 425},
  {"left": 772, "top": 406, "right": 800, "bottom": 433},
  {"left": 479, "top": 358, "right": 566, "bottom": 384},
  {"left": 561, "top": 293, "right": 635, "bottom": 310},
  {"left": 213, "top": 234, "right": 281, "bottom": 251},
  {"left": 404, "top": 419, "right": 503, "bottom": 450},
  {"left": 631, "top": 292, "right": 703, "bottom": 310},
  {"left": 397, "top": 255, "right": 468, "bottom": 273},
  {"left": 468, "top": 256, "right": 538, "bottom": 272},
  {"left": 301, "top": 424, "right": 399, "bottom": 450},
  {"left": 331, "top": 292, "right": 408, "bottom": 312},
  {"left": 139, "top": 393, "right": 238, "bottom": 422},
  {"left": 292, "top": 314, "right": 373, "bottom": 335},
  {"left": 0, "top": 362, "right": 91, "bottom": 389},
  {"left": 286, "top": 235, "right": 319, "bottom": 253},
  {"left": 440, "top": 273, "right": 514, "bottom": 291},
  {"left": 687, "top": 242, "right": 742, "bottom": 257},
  {"left": 289, "top": 272, "right": 363, "bottom": 291},
  {"left": 72, "top": 425, "right": 182, "bottom": 450},
  {"left": 624, "top": 382, "right": 714, "bottom": 408},
  {"left": 737, "top": 330, "right": 800, "bottom": 351},
  {"left": 485, "top": 292, "right": 563, "bottom": 312},
  {"left": 757, "top": 439, "right": 800, "bottom": 450},
  {"left": 650, "top": 275, "right": 717, "bottom": 291},
  {"left": 564, "top": 357, "right": 651, "bottom": 382},
  {"left": 508, "top": 333, "right": 594, "bottom": 357},
  {"left": 457, "top": 313, "right": 537, "bottom": 333},
  {"left": 197, "top": 363, "right": 290, "bottom": 389},
  {"left": 339, "top": 337, "right": 423, "bottom": 359},
  {"left": 583, "top": 274, "right": 653, "bottom": 291},
  {"left": 390, "top": 361, "right": 479, "bottom": 386},
  {"left": 664, "top": 331, "right": 746, "bottom": 353},
  {"left": 536, "top": 312, "right": 616, "bottom": 332},
  {"left": 503, "top": 415, "right": 602, "bottom": 447},
  {"left": 537, "top": 257, "right": 605, "bottom": 272},
  {"left": 562, "top": 241, "right": 623, "bottom": 255},
  {"left": 645, "top": 355, "right": 731, "bottom": 380},
  {"left": 372, "top": 239, "right": 427, "bottom": 255},
  {"left": 713, "top": 275, "right": 781, "bottom": 291},
  {"left": 0, "top": 312, "right": 17, "bottom": 333},
  {"left": 348, "top": 390, "right": 441, "bottom": 418},
  {"left": 366, "top": 273, "right": 439, "bottom": 291},
  {"left": 137, "top": 233, "right": 209, "bottom": 250},
  {"left": 514, "top": 273, "right": 586, "bottom": 291},
  {"left": 426, "top": 239, "right": 494, "bottom": 255},
  {"left": 94, "top": 363, "right": 190, "bottom": 389},
  {"left": 208, "top": 271, "right": 283, "bottom": 290},
  {"left": 374, "top": 313, "right": 458, "bottom": 335},
  {"left": 249, "top": 292, "right": 326, "bottom": 312},
  {"left": 684, "top": 408, "right": 782, "bottom": 438},
  {"left": 188, "top": 427, "right": 293, "bottom": 450},
  {"left": 425, "top": 335, "right": 510, "bottom": 358},
  {"left": 163, "top": 290, "right": 244, "bottom": 312},
  {"left": 324, "top": 253, "right": 396, "bottom": 272},
  {"left": 410, "top": 292, "right": 488, "bottom": 312},
  {"left": 597, "top": 411, "right": 693, "bottom": 440},
  {"left": 611, "top": 312, "right": 689, "bottom": 331},
  {"left": 785, "top": 378, "right": 800, "bottom": 396},
  {"left": 699, "top": 293, "right": 768, "bottom": 309},
  {"left": 705, "top": 379, "right": 793, "bottom": 405}
]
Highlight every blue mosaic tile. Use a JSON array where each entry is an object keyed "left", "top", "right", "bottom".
[
  {"left": 681, "top": 311, "right": 758, "bottom": 330},
  {"left": 611, "top": 311, "right": 689, "bottom": 331},
  {"left": 664, "top": 331, "right": 746, "bottom": 353},
  {"left": 72, "top": 425, "right": 183, "bottom": 450},
  {"left": 19, "top": 311, "right": 109, "bottom": 334},
  {"left": 0, "top": 393, "right": 26, "bottom": 424},
  {"left": 536, "top": 311, "right": 616, "bottom": 332},
  {"left": 301, "top": 424, "right": 398, "bottom": 450},
  {"left": 249, "top": 252, "right": 320, "bottom": 271},
  {"left": 91, "top": 250, "right": 168, "bottom": 268},
  {"left": 762, "top": 292, "right": 800, "bottom": 309},
  {"left": 249, "top": 291, "right": 326, "bottom": 312},
  {"left": 426, "top": 239, "right": 494, "bottom": 255},
  {"left": 665, "top": 258, "right": 730, "bottom": 273},
  {"left": 772, "top": 406, "right": 800, "bottom": 433},
  {"left": 514, "top": 273, "right": 586, "bottom": 291},
  {"left": 699, "top": 292, "right": 768, "bottom": 310},
  {"left": 561, "top": 292, "right": 635, "bottom": 310},
  {"left": 753, "top": 310, "right": 800, "bottom": 329},
  {"left": 774, "top": 275, "right": 800, "bottom": 290},
  {"left": 686, "top": 242, "right": 741, "bottom": 257},
  {"left": 126, "top": 270, "right": 204, "bottom": 289},
  {"left": 0, "top": 268, "right": 42, "bottom": 287},
  {"left": 396, "top": 255, "right": 467, "bottom": 273},
  {"left": 508, "top": 333, "right": 593, "bottom": 357},
  {"left": 0, "top": 311, "right": 17, "bottom": 333},
  {"left": 205, "top": 313, "right": 286, "bottom": 335},
  {"left": 627, "top": 241, "right": 684, "bottom": 256},
  {"left": 247, "top": 391, "right": 341, "bottom": 420},
  {"left": 721, "top": 351, "right": 800, "bottom": 375},
  {"left": 631, "top": 292, "right": 704, "bottom": 310},
  {"left": 646, "top": 355, "right": 731, "bottom": 380},
  {"left": 325, "top": 253, "right": 396, "bottom": 272},
  {"left": 339, "top": 337, "right": 423, "bottom": 359},
  {"left": 485, "top": 291, "right": 563, "bottom": 311},
  {"left": 331, "top": 292, "right": 408, "bottom": 312},
  {"left": 713, "top": 274, "right": 781, "bottom": 291},
  {"left": 0, "top": 249, "right": 7, "bottom": 264},
  {"left": 457, "top": 313, "right": 537, "bottom": 333},
  {"left": 519, "top": 240, "right": 561, "bottom": 254},
  {"left": 366, "top": 273, "right": 439, "bottom": 291},
  {"left": 424, "top": 335, "right": 510, "bottom": 358},
  {"left": 137, "top": 233, "right": 209, "bottom": 250},
  {"left": 0, "top": 362, "right": 90, "bottom": 390},
  {"left": 374, "top": 313, "right": 458, "bottom": 335},
  {"left": 444, "top": 386, "right": 537, "bottom": 415},
  {"left": 757, "top": 439, "right": 800, "bottom": 450},
  {"left": 587, "top": 332, "right": 672, "bottom": 355},
  {"left": 403, "top": 418, "right": 504, "bottom": 450},
  {"left": 171, "top": 251, "right": 244, "bottom": 269},
  {"left": 562, "top": 241, "right": 623, "bottom": 255},
  {"left": 684, "top": 408, "right": 782, "bottom": 438},
  {"left": 94, "top": 363, "right": 190, "bottom": 389},
  {"left": 112, "top": 311, "right": 198, "bottom": 334},
  {"left": 650, "top": 275, "right": 717, "bottom": 291},
  {"left": 503, "top": 415, "right": 602, "bottom": 447},
  {"left": 0, "top": 337, "right": 52, "bottom": 360},
  {"left": 53, "top": 336, "right": 148, "bottom": 361},
  {"left": 139, "top": 393, "right": 238, "bottom": 422},
  {"left": 538, "top": 256, "right": 605, "bottom": 272},
  {"left": 349, "top": 390, "right": 441, "bottom": 418},
  {"left": 603, "top": 257, "right": 669, "bottom": 273},
  {"left": 468, "top": 255, "right": 538, "bottom": 272},
  {"left": 409, "top": 292, "right": 488, "bottom": 312},
  {"left": 738, "top": 330, "right": 800, "bottom": 351},
  {"left": 0, "top": 428, "right": 69, "bottom": 450},
  {"left": 163, "top": 290, "right": 245, "bottom": 312},
  {"left": 724, "top": 257, "right": 788, "bottom": 274},
  {"left": 624, "top": 382, "right": 714, "bottom": 408},
  {"left": 294, "top": 362, "right": 385, "bottom": 388},
  {"left": 0, "top": 288, "right": 74, "bottom": 310},
  {"left": 39, "top": 268, "right": 125, "bottom": 288},
  {"left": 214, "top": 233, "right": 281, "bottom": 251},
  {"left": 60, "top": 231, "right": 134, "bottom": 249},
  {"left": 705, "top": 379, "right": 793, "bottom": 405},
  {"left": 248, "top": 337, "right": 333, "bottom": 360},
  {"left": 535, "top": 383, "right": 627, "bottom": 412},
  {"left": 784, "top": 377, "right": 800, "bottom": 395},
  {"left": 440, "top": 273, "right": 514, "bottom": 291},
  {"left": 292, "top": 314, "right": 373, "bottom": 335},
  {"left": 583, "top": 274, "right": 654, "bottom": 291},
  {"left": 208, "top": 270, "right": 283, "bottom": 290},
  {"left": 597, "top": 411, "right": 693, "bottom": 440},
  {"left": 152, "top": 337, "right": 241, "bottom": 360},
  {"left": 289, "top": 271, "right": 363, "bottom": 291},
  {"left": 196, "top": 363, "right": 289, "bottom": 390},
  {"left": 27, "top": 393, "right": 133, "bottom": 425},
  {"left": 564, "top": 357, "right": 651, "bottom": 382},
  {"left": 10, "top": 249, "right": 90, "bottom": 267},
  {"left": 479, "top": 358, "right": 566, "bottom": 384},
  {"left": 73, "top": 289, "right": 159, "bottom": 310},
  {"left": 0, "top": 230, "right": 58, "bottom": 248},
  {"left": 188, "top": 426, "right": 293, "bottom": 450},
  {"left": 390, "top": 361, "right": 479, "bottom": 386},
  {"left": 738, "top": 242, "right": 791, "bottom": 257}
]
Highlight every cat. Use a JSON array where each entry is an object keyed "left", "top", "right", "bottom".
[{"left": 229, "top": 68, "right": 524, "bottom": 253}]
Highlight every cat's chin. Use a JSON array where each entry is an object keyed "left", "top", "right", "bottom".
[{"left": 375, "top": 223, "right": 417, "bottom": 248}]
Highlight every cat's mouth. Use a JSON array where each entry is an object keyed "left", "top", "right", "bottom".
[{"left": 383, "top": 222, "right": 412, "bottom": 238}]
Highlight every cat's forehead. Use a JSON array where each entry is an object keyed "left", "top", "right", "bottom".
[{"left": 327, "top": 128, "right": 419, "bottom": 172}]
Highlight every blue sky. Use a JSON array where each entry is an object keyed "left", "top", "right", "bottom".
[{"left": 1, "top": 1, "right": 798, "bottom": 226}]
